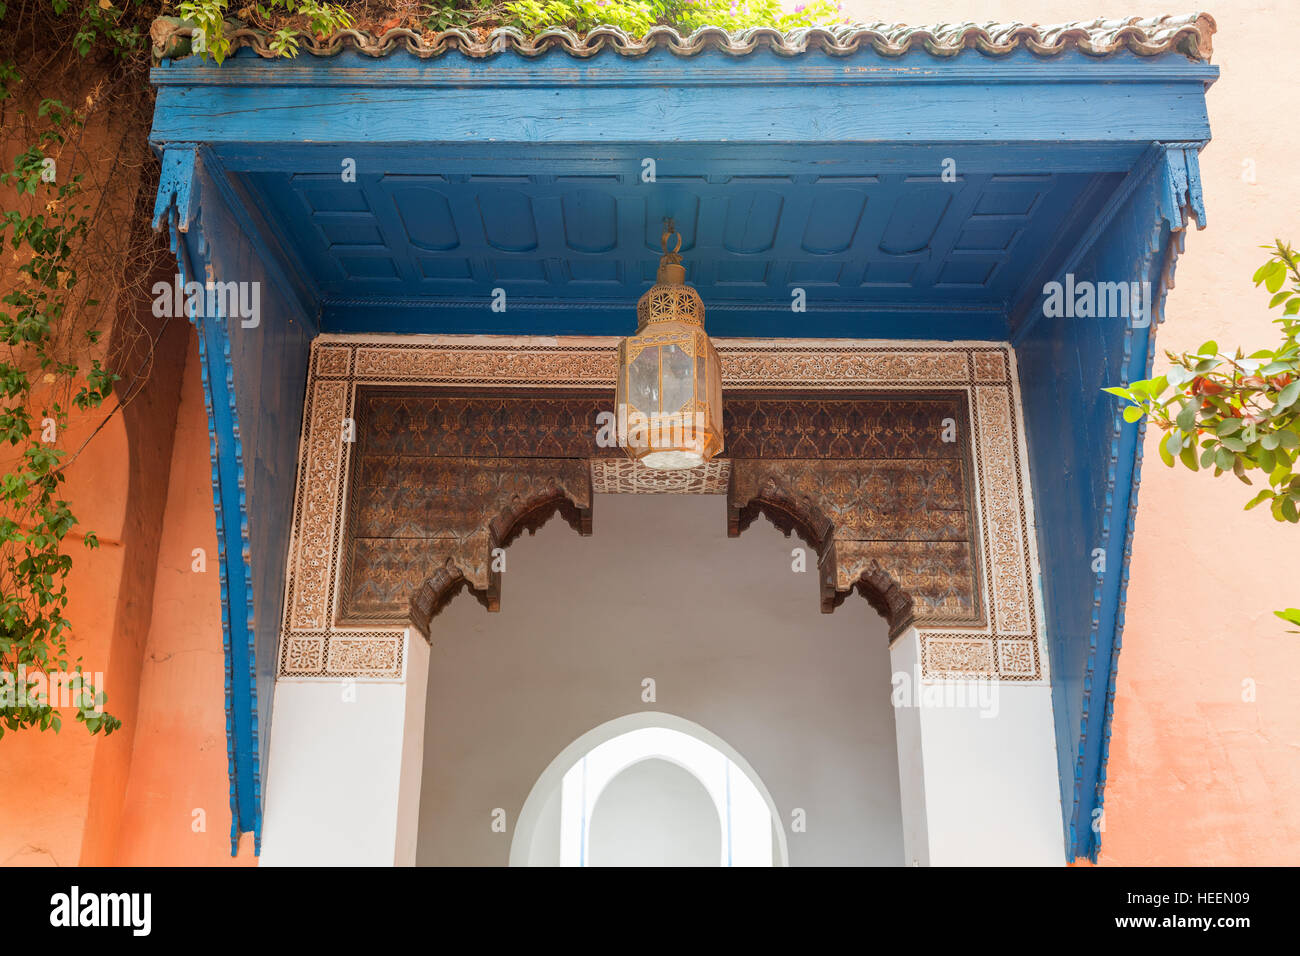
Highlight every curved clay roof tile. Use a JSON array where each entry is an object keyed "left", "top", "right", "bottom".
[{"left": 150, "top": 14, "right": 1217, "bottom": 64}]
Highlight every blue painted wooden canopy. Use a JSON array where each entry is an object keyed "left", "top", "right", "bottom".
[{"left": 148, "top": 17, "right": 1216, "bottom": 861}]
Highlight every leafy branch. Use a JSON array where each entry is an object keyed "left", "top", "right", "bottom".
[{"left": 1104, "top": 240, "right": 1300, "bottom": 631}]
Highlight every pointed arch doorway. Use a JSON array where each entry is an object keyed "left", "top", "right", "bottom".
[
  {"left": 511, "top": 713, "right": 788, "bottom": 867},
  {"left": 413, "top": 492, "right": 905, "bottom": 866}
]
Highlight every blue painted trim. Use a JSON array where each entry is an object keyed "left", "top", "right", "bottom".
[
  {"left": 1088, "top": 147, "right": 1204, "bottom": 860},
  {"left": 320, "top": 301, "right": 1009, "bottom": 340},
  {"left": 209, "top": 141, "right": 1152, "bottom": 176},
  {"left": 149, "top": 48, "right": 1216, "bottom": 147},
  {"left": 1015, "top": 143, "right": 1205, "bottom": 861},
  {"left": 153, "top": 144, "right": 319, "bottom": 856}
]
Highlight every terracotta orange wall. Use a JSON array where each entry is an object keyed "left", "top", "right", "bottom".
[
  {"left": 0, "top": 400, "right": 131, "bottom": 866},
  {"left": 842, "top": 0, "right": 1300, "bottom": 863},
  {"left": 113, "top": 331, "right": 256, "bottom": 865},
  {"left": 0, "top": 323, "right": 250, "bottom": 866}
]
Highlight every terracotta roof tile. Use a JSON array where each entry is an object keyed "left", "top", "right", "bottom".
[{"left": 151, "top": 13, "right": 1216, "bottom": 63}]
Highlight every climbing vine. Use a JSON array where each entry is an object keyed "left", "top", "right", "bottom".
[{"left": 0, "top": 0, "right": 166, "bottom": 738}]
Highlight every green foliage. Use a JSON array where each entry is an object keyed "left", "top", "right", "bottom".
[
  {"left": 176, "top": 0, "right": 847, "bottom": 64},
  {"left": 502, "top": 0, "right": 845, "bottom": 35},
  {"left": 71, "top": 0, "right": 149, "bottom": 58},
  {"left": 0, "top": 0, "right": 138, "bottom": 738},
  {"left": 176, "top": 0, "right": 355, "bottom": 62},
  {"left": 1104, "top": 240, "right": 1300, "bottom": 629}
]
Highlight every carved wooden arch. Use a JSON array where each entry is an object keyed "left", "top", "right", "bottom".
[
  {"left": 407, "top": 476, "right": 593, "bottom": 636},
  {"left": 339, "top": 444, "right": 593, "bottom": 636},
  {"left": 727, "top": 464, "right": 917, "bottom": 639}
]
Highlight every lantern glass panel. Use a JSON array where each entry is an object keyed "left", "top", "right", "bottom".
[
  {"left": 661, "top": 343, "right": 694, "bottom": 414},
  {"left": 627, "top": 345, "right": 660, "bottom": 415}
]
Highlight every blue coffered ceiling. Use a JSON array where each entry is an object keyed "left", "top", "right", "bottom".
[{"left": 241, "top": 156, "right": 1119, "bottom": 339}]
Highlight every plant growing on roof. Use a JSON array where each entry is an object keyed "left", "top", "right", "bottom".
[{"left": 170, "top": 0, "right": 849, "bottom": 63}]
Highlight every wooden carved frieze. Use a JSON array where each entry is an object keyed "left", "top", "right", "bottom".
[
  {"left": 340, "top": 386, "right": 598, "bottom": 635},
  {"left": 279, "top": 336, "right": 1045, "bottom": 682}
]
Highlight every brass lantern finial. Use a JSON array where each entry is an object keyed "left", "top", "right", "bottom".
[
  {"left": 636, "top": 219, "right": 704, "bottom": 332},
  {"left": 658, "top": 220, "right": 685, "bottom": 284}
]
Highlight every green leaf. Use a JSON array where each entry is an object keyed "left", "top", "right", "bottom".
[
  {"left": 1216, "top": 418, "right": 1243, "bottom": 435},
  {"left": 1158, "top": 432, "right": 1175, "bottom": 467},
  {"left": 1176, "top": 401, "right": 1198, "bottom": 431},
  {"left": 1244, "top": 489, "right": 1274, "bottom": 510},
  {"left": 1180, "top": 443, "right": 1199, "bottom": 471},
  {"left": 1123, "top": 405, "right": 1144, "bottom": 424},
  {"left": 1221, "top": 435, "right": 1248, "bottom": 453},
  {"left": 1197, "top": 340, "right": 1219, "bottom": 357},
  {"left": 1277, "top": 380, "right": 1300, "bottom": 408},
  {"left": 1266, "top": 263, "right": 1288, "bottom": 293}
]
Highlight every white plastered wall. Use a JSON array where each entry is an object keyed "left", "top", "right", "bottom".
[{"left": 259, "top": 630, "right": 429, "bottom": 866}]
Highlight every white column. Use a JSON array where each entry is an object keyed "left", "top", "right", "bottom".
[
  {"left": 260, "top": 630, "right": 430, "bottom": 866},
  {"left": 889, "top": 627, "right": 1064, "bottom": 866}
]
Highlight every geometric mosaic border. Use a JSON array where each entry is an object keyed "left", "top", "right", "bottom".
[{"left": 278, "top": 334, "right": 1048, "bottom": 683}]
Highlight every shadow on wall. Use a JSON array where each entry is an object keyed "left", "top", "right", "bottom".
[{"left": 416, "top": 493, "right": 903, "bottom": 866}]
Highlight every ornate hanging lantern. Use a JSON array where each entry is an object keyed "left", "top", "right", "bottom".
[{"left": 615, "top": 222, "right": 724, "bottom": 469}]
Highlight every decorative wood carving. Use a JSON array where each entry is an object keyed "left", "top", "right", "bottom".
[
  {"left": 339, "top": 398, "right": 595, "bottom": 633},
  {"left": 727, "top": 457, "right": 979, "bottom": 639},
  {"left": 278, "top": 337, "right": 1044, "bottom": 682},
  {"left": 406, "top": 484, "right": 594, "bottom": 636}
]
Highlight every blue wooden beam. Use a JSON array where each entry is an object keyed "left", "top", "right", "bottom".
[
  {"left": 1014, "top": 144, "right": 1205, "bottom": 860},
  {"left": 150, "top": 48, "right": 1216, "bottom": 148},
  {"left": 152, "top": 145, "right": 314, "bottom": 855}
]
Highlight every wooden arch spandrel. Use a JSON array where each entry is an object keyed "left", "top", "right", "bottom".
[
  {"left": 726, "top": 455, "right": 978, "bottom": 639},
  {"left": 406, "top": 473, "right": 594, "bottom": 635},
  {"left": 340, "top": 454, "right": 593, "bottom": 636}
]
